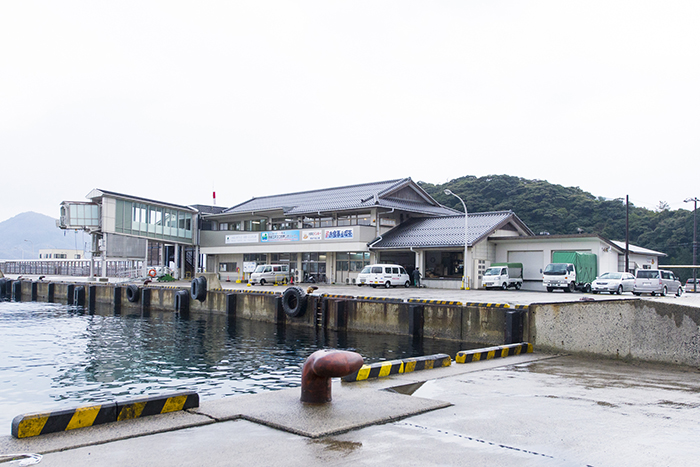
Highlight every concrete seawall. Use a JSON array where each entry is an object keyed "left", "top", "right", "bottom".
[{"left": 530, "top": 300, "right": 700, "bottom": 366}]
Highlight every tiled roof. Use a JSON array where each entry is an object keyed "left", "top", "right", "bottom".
[
  {"left": 220, "top": 178, "right": 457, "bottom": 217},
  {"left": 370, "top": 211, "right": 530, "bottom": 249}
]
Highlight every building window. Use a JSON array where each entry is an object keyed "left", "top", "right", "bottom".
[
  {"left": 244, "top": 254, "right": 267, "bottom": 263},
  {"left": 302, "top": 253, "right": 327, "bottom": 282},
  {"left": 219, "top": 223, "right": 228, "bottom": 231},
  {"left": 219, "top": 262, "right": 237, "bottom": 272}
]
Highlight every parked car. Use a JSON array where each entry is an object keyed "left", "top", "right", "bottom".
[
  {"left": 357, "top": 264, "right": 411, "bottom": 288},
  {"left": 591, "top": 272, "right": 636, "bottom": 294},
  {"left": 633, "top": 269, "right": 683, "bottom": 297},
  {"left": 685, "top": 278, "right": 699, "bottom": 292},
  {"left": 249, "top": 264, "right": 290, "bottom": 285}
]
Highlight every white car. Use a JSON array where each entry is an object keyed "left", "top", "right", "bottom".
[
  {"left": 591, "top": 272, "right": 635, "bottom": 294},
  {"left": 357, "top": 264, "right": 411, "bottom": 288}
]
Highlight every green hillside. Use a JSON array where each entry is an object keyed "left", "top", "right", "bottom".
[{"left": 420, "top": 175, "right": 696, "bottom": 278}]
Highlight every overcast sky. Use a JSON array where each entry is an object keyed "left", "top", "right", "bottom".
[{"left": 2, "top": 1, "right": 698, "bottom": 223}]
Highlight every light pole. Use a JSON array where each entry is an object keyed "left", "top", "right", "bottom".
[
  {"left": 444, "top": 189, "right": 469, "bottom": 290},
  {"left": 685, "top": 197, "right": 698, "bottom": 293}
]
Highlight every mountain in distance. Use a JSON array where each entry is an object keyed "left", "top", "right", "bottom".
[
  {"left": 420, "top": 174, "right": 696, "bottom": 278},
  {"left": 0, "top": 212, "right": 89, "bottom": 260}
]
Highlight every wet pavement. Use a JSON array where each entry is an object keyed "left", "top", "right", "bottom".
[{"left": 3, "top": 353, "right": 700, "bottom": 466}]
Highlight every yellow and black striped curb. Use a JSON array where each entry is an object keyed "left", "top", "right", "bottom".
[
  {"left": 321, "top": 294, "right": 356, "bottom": 299},
  {"left": 11, "top": 391, "right": 199, "bottom": 439},
  {"left": 455, "top": 343, "right": 533, "bottom": 364},
  {"left": 342, "top": 354, "right": 452, "bottom": 382},
  {"left": 239, "top": 289, "right": 280, "bottom": 296},
  {"left": 463, "top": 302, "right": 511, "bottom": 308},
  {"left": 511, "top": 304, "right": 528, "bottom": 310},
  {"left": 407, "top": 299, "right": 463, "bottom": 305},
  {"left": 356, "top": 296, "right": 403, "bottom": 302}
]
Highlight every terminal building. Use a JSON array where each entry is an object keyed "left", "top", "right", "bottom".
[{"left": 55, "top": 178, "right": 665, "bottom": 290}]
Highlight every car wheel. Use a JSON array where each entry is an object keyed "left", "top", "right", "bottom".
[
  {"left": 404, "top": 281, "right": 410, "bottom": 288},
  {"left": 634, "top": 292, "right": 641, "bottom": 296},
  {"left": 592, "top": 290, "right": 598, "bottom": 294},
  {"left": 260, "top": 279, "right": 266, "bottom": 286},
  {"left": 547, "top": 287, "right": 553, "bottom": 292},
  {"left": 515, "top": 283, "right": 521, "bottom": 290},
  {"left": 617, "top": 285, "right": 623, "bottom": 295},
  {"left": 501, "top": 282, "right": 508, "bottom": 290},
  {"left": 662, "top": 286, "right": 667, "bottom": 297},
  {"left": 676, "top": 287, "right": 683, "bottom": 297},
  {"left": 384, "top": 281, "right": 391, "bottom": 288}
]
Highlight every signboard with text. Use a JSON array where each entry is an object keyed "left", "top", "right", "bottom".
[
  {"left": 261, "top": 230, "right": 301, "bottom": 243},
  {"left": 324, "top": 228, "right": 354, "bottom": 240}
]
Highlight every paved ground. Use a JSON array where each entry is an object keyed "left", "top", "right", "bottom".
[{"left": 2, "top": 352, "right": 699, "bottom": 466}]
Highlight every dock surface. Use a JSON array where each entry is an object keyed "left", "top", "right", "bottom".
[{"left": 2, "top": 352, "right": 699, "bottom": 466}]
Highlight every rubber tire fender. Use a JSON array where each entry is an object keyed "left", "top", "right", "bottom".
[
  {"left": 126, "top": 284, "right": 140, "bottom": 303},
  {"left": 191, "top": 276, "right": 207, "bottom": 302},
  {"left": 282, "top": 286, "right": 307, "bottom": 318}
]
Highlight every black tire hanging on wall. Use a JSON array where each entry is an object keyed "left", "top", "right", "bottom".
[
  {"left": 190, "top": 276, "right": 207, "bottom": 302},
  {"left": 282, "top": 286, "right": 307, "bottom": 318},
  {"left": 126, "top": 284, "right": 140, "bottom": 303},
  {"left": 175, "top": 289, "right": 190, "bottom": 313}
]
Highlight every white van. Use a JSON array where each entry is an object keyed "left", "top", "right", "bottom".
[
  {"left": 249, "top": 264, "right": 290, "bottom": 285},
  {"left": 357, "top": 264, "right": 411, "bottom": 288}
]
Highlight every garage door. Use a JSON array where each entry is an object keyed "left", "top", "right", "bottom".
[{"left": 507, "top": 251, "right": 544, "bottom": 280}]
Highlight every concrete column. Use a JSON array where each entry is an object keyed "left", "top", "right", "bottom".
[
  {"left": 144, "top": 239, "right": 149, "bottom": 277},
  {"left": 174, "top": 244, "right": 180, "bottom": 280}
]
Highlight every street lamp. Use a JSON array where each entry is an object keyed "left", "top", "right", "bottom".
[
  {"left": 444, "top": 189, "right": 469, "bottom": 290},
  {"left": 685, "top": 197, "right": 698, "bottom": 293}
]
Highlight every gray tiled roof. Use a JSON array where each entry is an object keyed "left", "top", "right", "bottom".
[
  {"left": 370, "top": 211, "right": 530, "bottom": 249},
  {"left": 220, "top": 178, "right": 457, "bottom": 217}
]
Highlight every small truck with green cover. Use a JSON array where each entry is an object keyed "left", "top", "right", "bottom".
[{"left": 542, "top": 252, "right": 598, "bottom": 293}]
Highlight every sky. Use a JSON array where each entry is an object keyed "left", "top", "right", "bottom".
[{"left": 2, "top": 1, "right": 699, "bottom": 223}]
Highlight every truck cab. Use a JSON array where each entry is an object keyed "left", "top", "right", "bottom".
[{"left": 543, "top": 263, "right": 577, "bottom": 292}]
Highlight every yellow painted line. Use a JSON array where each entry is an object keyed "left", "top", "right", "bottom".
[
  {"left": 162, "top": 395, "right": 188, "bottom": 413},
  {"left": 117, "top": 402, "right": 146, "bottom": 421},
  {"left": 14, "top": 413, "right": 49, "bottom": 439},
  {"left": 66, "top": 405, "right": 102, "bottom": 431}
]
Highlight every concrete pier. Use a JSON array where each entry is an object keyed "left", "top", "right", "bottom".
[{"left": 2, "top": 352, "right": 699, "bottom": 466}]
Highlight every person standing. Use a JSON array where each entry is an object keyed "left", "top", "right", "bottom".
[{"left": 412, "top": 268, "right": 422, "bottom": 288}]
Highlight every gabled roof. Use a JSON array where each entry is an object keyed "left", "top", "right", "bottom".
[
  {"left": 86, "top": 189, "right": 198, "bottom": 212},
  {"left": 370, "top": 211, "right": 534, "bottom": 249},
  {"left": 610, "top": 240, "right": 666, "bottom": 257},
  {"left": 216, "top": 178, "right": 457, "bottom": 217}
]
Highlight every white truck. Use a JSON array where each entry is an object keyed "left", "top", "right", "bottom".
[
  {"left": 482, "top": 263, "right": 523, "bottom": 290},
  {"left": 542, "top": 252, "right": 598, "bottom": 293}
]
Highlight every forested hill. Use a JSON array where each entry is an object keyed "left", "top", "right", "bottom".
[{"left": 419, "top": 175, "right": 695, "bottom": 271}]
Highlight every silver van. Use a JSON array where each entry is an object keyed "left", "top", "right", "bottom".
[
  {"left": 250, "top": 264, "right": 290, "bottom": 285},
  {"left": 633, "top": 269, "right": 683, "bottom": 297}
]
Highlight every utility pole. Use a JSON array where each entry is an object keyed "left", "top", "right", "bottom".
[
  {"left": 685, "top": 197, "right": 698, "bottom": 293},
  {"left": 625, "top": 195, "right": 629, "bottom": 273}
]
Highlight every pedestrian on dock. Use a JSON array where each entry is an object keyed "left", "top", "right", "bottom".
[{"left": 412, "top": 268, "right": 422, "bottom": 288}]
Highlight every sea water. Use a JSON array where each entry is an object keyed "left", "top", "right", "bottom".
[{"left": 0, "top": 300, "right": 473, "bottom": 433}]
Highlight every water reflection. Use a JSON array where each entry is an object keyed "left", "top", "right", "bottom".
[{"left": 0, "top": 300, "right": 480, "bottom": 431}]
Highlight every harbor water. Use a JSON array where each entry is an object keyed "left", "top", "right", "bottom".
[{"left": 0, "top": 300, "right": 476, "bottom": 434}]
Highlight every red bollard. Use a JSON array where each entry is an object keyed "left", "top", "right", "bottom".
[{"left": 300, "top": 349, "right": 364, "bottom": 403}]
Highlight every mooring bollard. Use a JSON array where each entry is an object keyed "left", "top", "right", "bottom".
[{"left": 300, "top": 349, "right": 363, "bottom": 404}]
